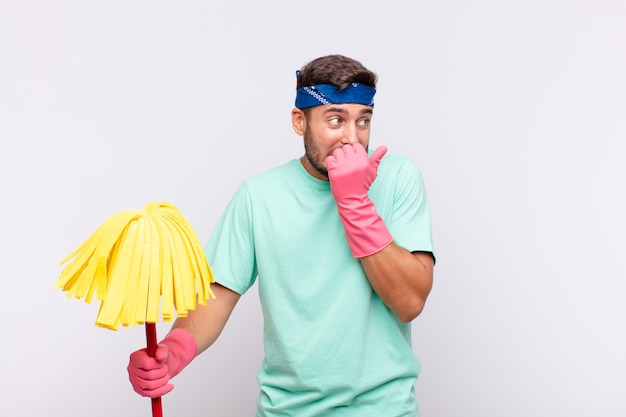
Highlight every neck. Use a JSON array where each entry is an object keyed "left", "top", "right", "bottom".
[{"left": 300, "top": 156, "right": 328, "bottom": 181}]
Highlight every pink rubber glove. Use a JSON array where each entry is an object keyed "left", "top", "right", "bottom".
[
  {"left": 325, "top": 143, "right": 393, "bottom": 258},
  {"left": 127, "top": 328, "right": 197, "bottom": 398}
]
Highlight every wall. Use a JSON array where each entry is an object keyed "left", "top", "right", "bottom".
[{"left": 1, "top": 1, "right": 624, "bottom": 416}]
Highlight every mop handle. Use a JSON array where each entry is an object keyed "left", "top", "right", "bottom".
[{"left": 145, "top": 323, "right": 163, "bottom": 417}]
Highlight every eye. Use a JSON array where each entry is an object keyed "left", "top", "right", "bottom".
[
  {"left": 357, "top": 118, "right": 370, "bottom": 127},
  {"left": 328, "top": 117, "right": 341, "bottom": 126}
]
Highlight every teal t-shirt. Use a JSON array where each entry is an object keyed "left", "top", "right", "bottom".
[{"left": 204, "top": 153, "right": 434, "bottom": 417}]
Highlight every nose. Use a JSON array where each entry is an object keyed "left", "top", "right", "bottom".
[{"left": 341, "top": 124, "right": 359, "bottom": 145}]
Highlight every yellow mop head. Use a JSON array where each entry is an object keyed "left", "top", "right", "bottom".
[{"left": 56, "top": 202, "right": 215, "bottom": 330}]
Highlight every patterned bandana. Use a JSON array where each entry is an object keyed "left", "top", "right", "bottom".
[{"left": 295, "top": 83, "right": 376, "bottom": 109}]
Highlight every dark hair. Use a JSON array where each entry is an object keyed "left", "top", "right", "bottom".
[{"left": 296, "top": 54, "right": 377, "bottom": 91}]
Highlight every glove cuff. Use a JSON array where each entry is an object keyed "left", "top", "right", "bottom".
[
  {"left": 336, "top": 197, "right": 393, "bottom": 258},
  {"left": 162, "top": 328, "right": 198, "bottom": 378}
]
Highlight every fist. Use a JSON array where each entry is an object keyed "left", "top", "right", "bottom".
[
  {"left": 325, "top": 143, "right": 387, "bottom": 200},
  {"left": 127, "top": 345, "right": 174, "bottom": 398}
]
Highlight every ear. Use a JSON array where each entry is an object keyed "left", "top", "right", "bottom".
[{"left": 291, "top": 108, "right": 306, "bottom": 136}]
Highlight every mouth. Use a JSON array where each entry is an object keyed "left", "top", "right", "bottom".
[{"left": 327, "top": 145, "right": 346, "bottom": 157}]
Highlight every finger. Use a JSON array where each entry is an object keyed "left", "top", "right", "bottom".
[
  {"left": 129, "top": 349, "right": 158, "bottom": 370},
  {"left": 351, "top": 143, "right": 366, "bottom": 154},
  {"left": 154, "top": 344, "right": 169, "bottom": 363},
  {"left": 136, "top": 382, "right": 175, "bottom": 398},
  {"left": 326, "top": 146, "right": 346, "bottom": 169},
  {"left": 332, "top": 146, "right": 348, "bottom": 158},
  {"left": 147, "top": 383, "right": 175, "bottom": 398},
  {"left": 134, "top": 371, "right": 170, "bottom": 389},
  {"left": 325, "top": 154, "right": 337, "bottom": 170},
  {"left": 369, "top": 146, "right": 388, "bottom": 169},
  {"left": 128, "top": 363, "right": 169, "bottom": 381},
  {"left": 129, "top": 367, "right": 171, "bottom": 394}
]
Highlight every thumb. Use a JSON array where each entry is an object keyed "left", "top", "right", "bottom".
[
  {"left": 153, "top": 344, "right": 170, "bottom": 364},
  {"left": 369, "top": 146, "right": 388, "bottom": 170}
]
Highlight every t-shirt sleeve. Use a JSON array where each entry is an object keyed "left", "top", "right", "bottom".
[
  {"left": 203, "top": 183, "right": 258, "bottom": 295},
  {"left": 387, "top": 159, "right": 435, "bottom": 260}
]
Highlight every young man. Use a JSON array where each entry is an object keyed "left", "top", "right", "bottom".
[{"left": 128, "top": 54, "right": 435, "bottom": 416}]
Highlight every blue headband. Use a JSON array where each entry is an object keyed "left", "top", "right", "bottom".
[{"left": 295, "top": 83, "right": 376, "bottom": 109}]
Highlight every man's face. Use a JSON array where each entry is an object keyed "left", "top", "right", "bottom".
[{"left": 294, "top": 103, "right": 373, "bottom": 180}]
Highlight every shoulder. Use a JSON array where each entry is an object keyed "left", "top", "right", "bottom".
[
  {"left": 236, "top": 159, "right": 307, "bottom": 203},
  {"left": 377, "top": 152, "right": 425, "bottom": 184},
  {"left": 243, "top": 160, "right": 297, "bottom": 187}
]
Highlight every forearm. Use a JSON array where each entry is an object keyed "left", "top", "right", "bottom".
[
  {"left": 360, "top": 244, "right": 433, "bottom": 323},
  {"left": 325, "top": 144, "right": 433, "bottom": 321},
  {"left": 171, "top": 282, "right": 240, "bottom": 354}
]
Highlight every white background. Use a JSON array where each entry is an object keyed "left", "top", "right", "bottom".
[{"left": 1, "top": 1, "right": 625, "bottom": 416}]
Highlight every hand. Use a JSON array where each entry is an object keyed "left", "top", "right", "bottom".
[
  {"left": 325, "top": 143, "right": 387, "bottom": 203},
  {"left": 325, "top": 144, "right": 393, "bottom": 258},
  {"left": 128, "top": 345, "right": 174, "bottom": 397},
  {"left": 127, "top": 328, "right": 197, "bottom": 398}
]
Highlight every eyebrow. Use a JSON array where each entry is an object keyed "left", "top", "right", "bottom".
[{"left": 322, "top": 106, "right": 374, "bottom": 116}]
